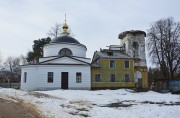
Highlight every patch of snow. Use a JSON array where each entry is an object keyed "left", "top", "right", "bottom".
[{"left": 0, "top": 88, "right": 180, "bottom": 118}]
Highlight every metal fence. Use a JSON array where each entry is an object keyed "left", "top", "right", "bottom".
[{"left": 0, "top": 83, "right": 20, "bottom": 89}]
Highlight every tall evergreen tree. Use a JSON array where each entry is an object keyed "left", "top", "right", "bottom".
[{"left": 26, "top": 37, "right": 51, "bottom": 63}]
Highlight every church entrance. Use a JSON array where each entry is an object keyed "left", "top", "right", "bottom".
[{"left": 61, "top": 72, "right": 68, "bottom": 89}]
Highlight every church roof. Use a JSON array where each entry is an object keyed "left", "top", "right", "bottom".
[
  {"left": 50, "top": 35, "right": 80, "bottom": 44},
  {"left": 91, "top": 51, "right": 132, "bottom": 67},
  {"left": 50, "top": 15, "right": 82, "bottom": 45}
]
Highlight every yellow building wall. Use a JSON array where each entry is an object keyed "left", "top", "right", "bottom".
[
  {"left": 91, "top": 59, "right": 135, "bottom": 89},
  {"left": 142, "top": 71, "right": 148, "bottom": 88},
  {"left": 135, "top": 67, "right": 148, "bottom": 88}
]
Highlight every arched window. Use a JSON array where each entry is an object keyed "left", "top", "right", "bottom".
[
  {"left": 133, "top": 42, "right": 139, "bottom": 58},
  {"left": 135, "top": 71, "right": 142, "bottom": 88},
  {"left": 123, "top": 43, "right": 126, "bottom": 50},
  {"left": 58, "top": 48, "right": 72, "bottom": 56}
]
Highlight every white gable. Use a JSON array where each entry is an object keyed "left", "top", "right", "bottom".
[
  {"left": 39, "top": 57, "right": 56, "bottom": 63},
  {"left": 72, "top": 57, "right": 91, "bottom": 63},
  {"left": 41, "top": 57, "right": 89, "bottom": 65}
]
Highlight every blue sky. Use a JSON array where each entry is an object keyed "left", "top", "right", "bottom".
[{"left": 0, "top": 0, "right": 180, "bottom": 67}]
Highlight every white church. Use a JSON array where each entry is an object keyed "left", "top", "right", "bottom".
[{"left": 20, "top": 20, "right": 91, "bottom": 91}]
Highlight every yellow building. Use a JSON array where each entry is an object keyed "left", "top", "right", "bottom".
[
  {"left": 91, "top": 30, "right": 148, "bottom": 90},
  {"left": 91, "top": 47, "right": 135, "bottom": 89}
]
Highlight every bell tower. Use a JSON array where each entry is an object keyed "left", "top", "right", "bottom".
[
  {"left": 118, "top": 30, "right": 148, "bottom": 89},
  {"left": 118, "top": 30, "right": 146, "bottom": 66}
]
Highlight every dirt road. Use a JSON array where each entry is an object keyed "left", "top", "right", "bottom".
[{"left": 0, "top": 98, "right": 36, "bottom": 118}]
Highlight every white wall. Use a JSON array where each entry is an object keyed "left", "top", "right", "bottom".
[
  {"left": 20, "top": 66, "right": 38, "bottom": 91},
  {"left": 43, "top": 43, "right": 87, "bottom": 58},
  {"left": 21, "top": 65, "right": 91, "bottom": 91},
  {"left": 37, "top": 65, "right": 91, "bottom": 90}
]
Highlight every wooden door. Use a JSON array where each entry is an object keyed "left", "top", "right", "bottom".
[{"left": 61, "top": 72, "right": 68, "bottom": 89}]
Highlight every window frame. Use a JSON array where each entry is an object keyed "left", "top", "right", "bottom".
[
  {"left": 110, "top": 60, "right": 116, "bottom": 68},
  {"left": 95, "top": 74, "right": 101, "bottom": 82},
  {"left": 76, "top": 72, "right": 82, "bottom": 83},
  {"left": 24, "top": 72, "right": 27, "bottom": 83},
  {"left": 124, "top": 73, "right": 130, "bottom": 82},
  {"left": 124, "top": 60, "right": 130, "bottom": 68},
  {"left": 110, "top": 74, "right": 116, "bottom": 82},
  {"left": 48, "top": 72, "right": 53, "bottom": 83},
  {"left": 59, "top": 48, "right": 73, "bottom": 56}
]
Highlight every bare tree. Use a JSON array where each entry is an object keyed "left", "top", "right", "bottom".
[
  {"left": 20, "top": 55, "right": 28, "bottom": 65},
  {"left": 47, "top": 22, "right": 74, "bottom": 38},
  {"left": 147, "top": 17, "right": 180, "bottom": 80},
  {"left": 0, "top": 67, "right": 11, "bottom": 83},
  {"left": 4, "top": 56, "right": 21, "bottom": 82},
  {"left": 47, "top": 22, "right": 61, "bottom": 38}
]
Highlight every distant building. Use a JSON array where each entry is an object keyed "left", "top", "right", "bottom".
[
  {"left": 21, "top": 19, "right": 91, "bottom": 91},
  {"left": 91, "top": 47, "right": 135, "bottom": 89},
  {"left": 91, "top": 30, "right": 148, "bottom": 89}
]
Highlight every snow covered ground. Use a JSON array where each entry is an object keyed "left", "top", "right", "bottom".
[{"left": 0, "top": 88, "right": 180, "bottom": 118}]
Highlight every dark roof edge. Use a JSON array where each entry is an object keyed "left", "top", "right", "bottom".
[
  {"left": 95, "top": 51, "right": 133, "bottom": 59},
  {"left": 100, "top": 57, "right": 134, "bottom": 59},
  {"left": 44, "top": 42, "right": 87, "bottom": 50},
  {"left": 118, "top": 30, "right": 146, "bottom": 39},
  {"left": 91, "top": 51, "right": 100, "bottom": 64},
  {"left": 21, "top": 63, "right": 90, "bottom": 66},
  {"left": 40, "top": 55, "right": 91, "bottom": 59}
]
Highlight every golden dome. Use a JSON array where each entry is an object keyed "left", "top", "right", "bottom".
[
  {"left": 62, "top": 14, "right": 68, "bottom": 32},
  {"left": 63, "top": 22, "right": 68, "bottom": 30}
]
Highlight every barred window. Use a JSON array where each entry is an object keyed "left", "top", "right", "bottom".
[
  {"left": 76, "top": 72, "right": 82, "bottom": 83},
  {"left": 48, "top": 72, "right": 53, "bottom": 83}
]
